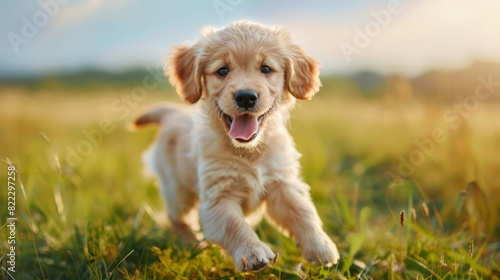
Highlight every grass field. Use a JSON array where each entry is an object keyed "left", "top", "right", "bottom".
[{"left": 1, "top": 81, "right": 499, "bottom": 279}]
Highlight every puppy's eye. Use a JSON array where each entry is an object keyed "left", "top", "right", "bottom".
[
  {"left": 260, "top": 65, "right": 272, "bottom": 75},
  {"left": 217, "top": 67, "right": 229, "bottom": 77}
]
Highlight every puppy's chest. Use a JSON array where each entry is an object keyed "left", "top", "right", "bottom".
[{"left": 241, "top": 158, "right": 292, "bottom": 212}]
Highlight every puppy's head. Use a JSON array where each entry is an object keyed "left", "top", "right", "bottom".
[{"left": 166, "top": 21, "right": 321, "bottom": 148}]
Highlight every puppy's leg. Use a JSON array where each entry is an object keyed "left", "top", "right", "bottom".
[
  {"left": 200, "top": 198, "right": 275, "bottom": 271},
  {"left": 157, "top": 168, "right": 199, "bottom": 243},
  {"left": 166, "top": 185, "right": 199, "bottom": 243},
  {"left": 266, "top": 181, "right": 340, "bottom": 266}
]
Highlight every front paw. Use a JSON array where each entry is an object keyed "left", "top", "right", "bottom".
[
  {"left": 233, "top": 240, "right": 276, "bottom": 271},
  {"left": 301, "top": 231, "right": 340, "bottom": 267}
]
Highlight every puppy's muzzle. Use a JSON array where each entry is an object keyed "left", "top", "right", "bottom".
[{"left": 235, "top": 89, "right": 258, "bottom": 110}]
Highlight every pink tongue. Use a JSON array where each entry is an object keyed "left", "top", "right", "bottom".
[{"left": 229, "top": 114, "right": 258, "bottom": 140}]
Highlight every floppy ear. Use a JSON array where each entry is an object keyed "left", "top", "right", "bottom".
[
  {"left": 165, "top": 45, "right": 203, "bottom": 104},
  {"left": 285, "top": 44, "right": 321, "bottom": 100}
]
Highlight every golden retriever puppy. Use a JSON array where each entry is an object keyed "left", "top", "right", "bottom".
[{"left": 134, "top": 21, "right": 339, "bottom": 271}]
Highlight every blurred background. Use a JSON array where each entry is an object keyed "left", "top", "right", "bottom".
[
  {"left": 1, "top": 0, "right": 499, "bottom": 278},
  {"left": 2, "top": 0, "right": 500, "bottom": 76}
]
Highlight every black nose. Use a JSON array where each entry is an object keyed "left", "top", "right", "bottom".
[{"left": 235, "top": 90, "right": 258, "bottom": 110}]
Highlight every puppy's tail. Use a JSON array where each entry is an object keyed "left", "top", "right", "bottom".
[{"left": 132, "top": 104, "right": 178, "bottom": 128}]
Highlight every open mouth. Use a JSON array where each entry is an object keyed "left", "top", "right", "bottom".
[{"left": 217, "top": 105, "right": 269, "bottom": 143}]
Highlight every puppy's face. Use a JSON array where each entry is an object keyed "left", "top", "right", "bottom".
[
  {"left": 203, "top": 28, "right": 287, "bottom": 147},
  {"left": 167, "top": 22, "right": 321, "bottom": 148}
]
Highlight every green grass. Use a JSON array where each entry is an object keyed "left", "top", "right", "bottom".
[{"left": 0, "top": 86, "right": 499, "bottom": 279}]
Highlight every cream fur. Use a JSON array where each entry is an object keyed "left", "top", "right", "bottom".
[{"left": 134, "top": 21, "right": 339, "bottom": 271}]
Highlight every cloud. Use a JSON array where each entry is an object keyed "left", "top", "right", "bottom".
[
  {"left": 4, "top": 0, "right": 499, "bottom": 76},
  {"left": 279, "top": 0, "right": 500, "bottom": 76},
  {"left": 52, "top": 0, "right": 127, "bottom": 28},
  {"left": 370, "top": 0, "right": 500, "bottom": 74}
]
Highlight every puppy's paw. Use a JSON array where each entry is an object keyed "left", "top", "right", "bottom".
[
  {"left": 234, "top": 241, "right": 275, "bottom": 271},
  {"left": 301, "top": 231, "right": 340, "bottom": 267}
]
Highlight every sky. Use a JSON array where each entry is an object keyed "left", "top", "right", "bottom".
[{"left": 1, "top": 0, "right": 500, "bottom": 77}]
